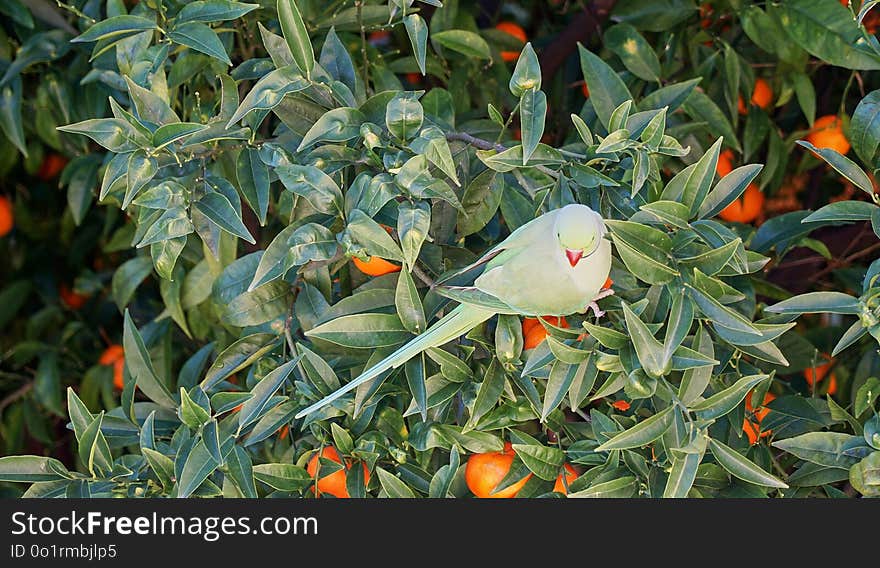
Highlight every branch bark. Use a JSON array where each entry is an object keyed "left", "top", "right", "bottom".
[{"left": 539, "top": 0, "right": 618, "bottom": 85}]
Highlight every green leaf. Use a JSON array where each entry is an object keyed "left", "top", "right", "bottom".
[
  {"left": 348, "top": 209, "right": 404, "bottom": 262},
  {"left": 177, "top": 440, "right": 220, "bottom": 498},
  {"left": 227, "top": 65, "right": 308, "bottom": 126},
  {"left": 123, "top": 309, "right": 176, "bottom": 407},
  {"left": 604, "top": 23, "right": 661, "bottom": 82},
  {"left": 236, "top": 148, "right": 270, "bottom": 225},
  {"left": 57, "top": 118, "right": 141, "bottom": 153},
  {"left": 541, "top": 361, "right": 579, "bottom": 422},
  {"left": 0, "top": 456, "right": 70, "bottom": 483},
  {"left": 222, "top": 281, "right": 289, "bottom": 327},
  {"left": 605, "top": 220, "right": 677, "bottom": 285},
  {"left": 519, "top": 88, "right": 547, "bottom": 165},
  {"left": 797, "top": 140, "right": 874, "bottom": 196},
  {"left": 766, "top": 292, "right": 861, "bottom": 315},
  {"left": 277, "top": 164, "right": 343, "bottom": 213},
  {"left": 0, "top": 78, "right": 26, "bottom": 156},
  {"left": 686, "top": 283, "right": 761, "bottom": 336},
  {"left": 194, "top": 192, "right": 256, "bottom": 244},
  {"left": 468, "top": 359, "right": 507, "bottom": 428},
  {"left": 803, "top": 200, "right": 877, "bottom": 223},
  {"left": 578, "top": 44, "right": 633, "bottom": 131},
  {"left": 237, "top": 357, "right": 299, "bottom": 431},
  {"left": 405, "top": 355, "right": 428, "bottom": 421},
  {"left": 775, "top": 0, "right": 880, "bottom": 70},
  {"left": 792, "top": 72, "right": 816, "bottom": 126},
  {"left": 596, "top": 406, "right": 675, "bottom": 451},
  {"left": 511, "top": 443, "right": 565, "bottom": 481},
  {"left": 772, "top": 432, "right": 873, "bottom": 468},
  {"left": 176, "top": 1, "right": 259, "bottom": 24},
  {"left": 457, "top": 169, "right": 503, "bottom": 237},
  {"left": 78, "top": 412, "right": 112, "bottom": 476},
  {"left": 568, "top": 476, "right": 637, "bottom": 498},
  {"left": 663, "top": 452, "right": 702, "bottom": 498},
  {"left": 622, "top": 301, "right": 666, "bottom": 378},
  {"left": 681, "top": 90, "right": 740, "bottom": 153},
  {"left": 432, "top": 30, "right": 491, "bottom": 59},
  {"left": 72, "top": 15, "right": 157, "bottom": 43},
  {"left": 708, "top": 438, "right": 788, "bottom": 489},
  {"left": 690, "top": 374, "right": 768, "bottom": 420},
  {"left": 398, "top": 200, "right": 431, "bottom": 270},
  {"left": 142, "top": 448, "right": 174, "bottom": 490},
  {"left": 509, "top": 42, "right": 541, "bottom": 97},
  {"left": 124, "top": 150, "right": 158, "bottom": 209},
  {"left": 152, "top": 122, "right": 207, "bottom": 150},
  {"left": 253, "top": 464, "right": 311, "bottom": 491},
  {"left": 277, "top": 0, "right": 315, "bottom": 78},
  {"left": 404, "top": 14, "right": 428, "bottom": 75},
  {"left": 386, "top": 92, "right": 423, "bottom": 141},
  {"left": 699, "top": 165, "right": 764, "bottom": 219},
  {"left": 395, "top": 270, "right": 426, "bottom": 334},
  {"left": 169, "top": 22, "right": 231, "bottom": 65},
  {"left": 305, "top": 313, "right": 411, "bottom": 348},
  {"left": 376, "top": 467, "right": 417, "bottom": 498},
  {"left": 851, "top": 89, "right": 880, "bottom": 165},
  {"left": 296, "top": 107, "right": 365, "bottom": 151}
]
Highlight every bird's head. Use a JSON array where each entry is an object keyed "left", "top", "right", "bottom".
[{"left": 555, "top": 204, "right": 606, "bottom": 267}]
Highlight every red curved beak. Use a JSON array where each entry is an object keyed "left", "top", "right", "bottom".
[{"left": 566, "top": 249, "right": 583, "bottom": 267}]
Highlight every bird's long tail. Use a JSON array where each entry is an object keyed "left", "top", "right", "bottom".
[{"left": 295, "top": 305, "right": 494, "bottom": 418}]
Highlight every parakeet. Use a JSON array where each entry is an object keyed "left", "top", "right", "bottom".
[{"left": 295, "top": 203, "right": 613, "bottom": 418}]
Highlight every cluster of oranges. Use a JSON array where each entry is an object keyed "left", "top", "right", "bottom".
[
  {"left": 306, "top": 446, "right": 371, "bottom": 498},
  {"left": 465, "top": 442, "right": 578, "bottom": 497}
]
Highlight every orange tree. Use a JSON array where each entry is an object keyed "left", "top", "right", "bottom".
[{"left": 0, "top": 0, "right": 878, "bottom": 498}]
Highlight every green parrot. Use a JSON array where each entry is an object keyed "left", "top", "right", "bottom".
[{"left": 295, "top": 203, "right": 613, "bottom": 418}]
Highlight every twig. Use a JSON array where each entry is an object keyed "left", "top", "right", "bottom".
[
  {"left": 0, "top": 382, "right": 33, "bottom": 413},
  {"left": 412, "top": 264, "right": 436, "bottom": 288},
  {"left": 446, "top": 131, "right": 506, "bottom": 152}
]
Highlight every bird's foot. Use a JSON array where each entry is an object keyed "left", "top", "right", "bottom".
[{"left": 585, "top": 288, "right": 615, "bottom": 319}]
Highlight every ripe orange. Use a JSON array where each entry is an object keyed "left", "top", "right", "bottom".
[
  {"left": 803, "top": 353, "right": 837, "bottom": 395},
  {"left": 37, "top": 153, "right": 68, "bottom": 181},
  {"left": 0, "top": 195, "right": 13, "bottom": 237},
  {"left": 737, "top": 78, "right": 773, "bottom": 115},
  {"left": 495, "top": 22, "right": 527, "bottom": 62},
  {"left": 404, "top": 72, "right": 422, "bottom": 85},
  {"left": 306, "top": 445, "right": 371, "bottom": 498},
  {"left": 99, "top": 344, "right": 125, "bottom": 390},
  {"left": 700, "top": 4, "right": 713, "bottom": 29},
  {"left": 351, "top": 255, "right": 401, "bottom": 277},
  {"left": 602, "top": 277, "right": 613, "bottom": 290},
  {"left": 367, "top": 30, "right": 391, "bottom": 47},
  {"left": 717, "top": 183, "right": 765, "bottom": 224},
  {"left": 59, "top": 283, "right": 89, "bottom": 310},
  {"left": 552, "top": 463, "right": 579, "bottom": 495},
  {"left": 716, "top": 149, "right": 735, "bottom": 177},
  {"left": 610, "top": 399, "right": 631, "bottom": 412},
  {"left": 465, "top": 442, "right": 532, "bottom": 498},
  {"left": 522, "top": 316, "right": 569, "bottom": 350},
  {"left": 581, "top": 82, "right": 590, "bottom": 99},
  {"left": 743, "top": 390, "right": 776, "bottom": 445},
  {"left": 806, "top": 115, "right": 850, "bottom": 155}
]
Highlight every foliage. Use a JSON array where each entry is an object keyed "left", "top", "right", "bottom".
[{"left": 1, "top": 0, "right": 880, "bottom": 499}]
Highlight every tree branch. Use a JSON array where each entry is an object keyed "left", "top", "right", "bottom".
[{"left": 538, "top": 0, "right": 618, "bottom": 85}]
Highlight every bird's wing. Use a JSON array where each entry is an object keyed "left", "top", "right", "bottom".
[
  {"left": 435, "top": 210, "right": 559, "bottom": 286},
  {"left": 296, "top": 304, "right": 494, "bottom": 418}
]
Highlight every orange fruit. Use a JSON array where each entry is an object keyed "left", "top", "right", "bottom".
[
  {"left": 700, "top": 4, "right": 713, "bottom": 29},
  {"left": 278, "top": 425, "right": 289, "bottom": 440},
  {"left": 495, "top": 22, "right": 527, "bottom": 62},
  {"left": 522, "top": 316, "right": 569, "bottom": 350},
  {"left": 37, "top": 153, "right": 68, "bottom": 181},
  {"left": 717, "top": 183, "right": 765, "bottom": 224},
  {"left": 405, "top": 72, "right": 422, "bottom": 85},
  {"left": 351, "top": 255, "right": 401, "bottom": 277},
  {"left": 743, "top": 390, "right": 776, "bottom": 445},
  {"left": 465, "top": 442, "right": 533, "bottom": 498},
  {"left": 99, "top": 344, "right": 125, "bottom": 390},
  {"left": 581, "top": 82, "right": 590, "bottom": 99},
  {"left": 59, "top": 283, "right": 89, "bottom": 310},
  {"left": 610, "top": 400, "right": 631, "bottom": 412},
  {"left": 306, "top": 446, "right": 371, "bottom": 498},
  {"left": 0, "top": 195, "right": 13, "bottom": 237},
  {"left": 552, "top": 463, "right": 579, "bottom": 495},
  {"left": 806, "top": 115, "right": 850, "bottom": 155},
  {"left": 803, "top": 354, "right": 837, "bottom": 395},
  {"left": 367, "top": 30, "right": 391, "bottom": 47},
  {"left": 602, "top": 277, "right": 613, "bottom": 290},
  {"left": 737, "top": 78, "right": 773, "bottom": 115},
  {"left": 716, "top": 149, "right": 735, "bottom": 177}
]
